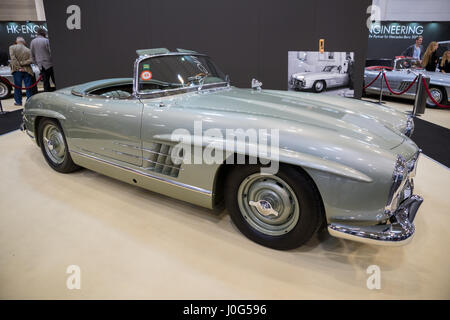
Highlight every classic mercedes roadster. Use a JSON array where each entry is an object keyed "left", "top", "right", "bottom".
[
  {"left": 290, "top": 65, "right": 349, "bottom": 93},
  {"left": 22, "top": 48, "right": 423, "bottom": 250},
  {"left": 364, "top": 57, "right": 450, "bottom": 107}
]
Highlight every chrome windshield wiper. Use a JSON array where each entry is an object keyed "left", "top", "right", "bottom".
[{"left": 187, "top": 72, "right": 209, "bottom": 85}]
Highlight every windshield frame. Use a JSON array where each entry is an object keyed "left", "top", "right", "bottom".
[
  {"left": 133, "top": 52, "right": 229, "bottom": 98},
  {"left": 394, "top": 57, "right": 423, "bottom": 71}
]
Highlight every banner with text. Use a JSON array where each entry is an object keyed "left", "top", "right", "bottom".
[
  {"left": 367, "top": 21, "right": 450, "bottom": 59},
  {"left": 0, "top": 21, "right": 48, "bottom": 65}
]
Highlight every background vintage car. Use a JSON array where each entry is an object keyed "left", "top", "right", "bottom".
[
  {"left": 22, "top": 49, "right": 422, "bottom": 250},
  {"left": 364, "top": 57, "right": 450, "bottom": 107},
  {"left": 0, "top": 63, "right": 41, "bottom": 99},
  {"left": 290, "top": 65, "right": 350, "bottom": 93}
]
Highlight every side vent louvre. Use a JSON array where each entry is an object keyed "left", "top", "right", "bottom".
[{"left": 143, "top": 143, "right": 183, "bottom": 178}]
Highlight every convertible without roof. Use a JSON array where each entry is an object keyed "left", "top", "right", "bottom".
[
  {"left": 364, "top": 56, "right": 450, "bottom": 107},
  {"left": 22, "top": 48, "right": 423, "bottom": 250}
]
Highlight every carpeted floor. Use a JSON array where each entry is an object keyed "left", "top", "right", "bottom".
[
  {"left": 411, "top": 117, "right": 450, "bottom": 168},
  {"left": 0, "top": 109, "right": 22, "bottom": 135},
  {"left": 1, "top": 109, "right": 449, "bottom": 167}
]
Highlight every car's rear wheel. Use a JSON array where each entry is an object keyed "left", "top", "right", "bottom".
[
  {"left": 0, "top": 81, "right": 11, "bottom": 99},
  {"left": 225, "top": 164, "right": 323, "bottom": 250},
  {"left": 313, "top": 80, "right": 326, "bottom": 93},
  {"left": 426, "top": 86, "right": 447, "bottom": 107},
  {"left": 38, "top": 118, "right": 79, "bottom": 173}
]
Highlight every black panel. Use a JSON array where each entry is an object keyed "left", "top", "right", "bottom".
[{"left": 43, "top": 0, "right": 371, "bottom": 98}]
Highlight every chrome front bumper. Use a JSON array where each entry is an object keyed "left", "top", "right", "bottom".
[{"left": 328, "top": 195, "right": 423, "bottom": 246}]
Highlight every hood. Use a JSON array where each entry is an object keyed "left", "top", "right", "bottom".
[{"left": 178, "top": 87, "right": 406, "bottom": 151}]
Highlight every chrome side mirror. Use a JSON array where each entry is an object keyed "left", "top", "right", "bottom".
[{"left": 225, "top": 75, "right": 231, "bottom": 86}]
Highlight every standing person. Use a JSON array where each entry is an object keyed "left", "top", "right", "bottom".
[
  {"left": 30, "top": 27, "right": 55, "bottom": 92},
  {"left": 438, "top": 50, "right": 450, "bottom": 73},
  {"left": 9, "top": 37, "right": 34, "bottom": 106},
  {"left": 402, "top": 35, "right": 424, "bottom": 61},
  {"left": 422, "top": 41, "right": 439, "bottom": 72}
]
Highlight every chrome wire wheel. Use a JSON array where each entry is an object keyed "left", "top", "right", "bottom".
[
  {"left": 42, "top": 123, "right": 66, "bottom": 165},
  {"left": 237, "top": 173, "right": 300, "bottom": 236}
]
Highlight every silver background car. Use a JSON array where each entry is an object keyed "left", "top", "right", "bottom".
[
  {"left": 364, "top": 57, "right": 450, "bottom": 107},
  {"left": 288, "top": 51, "right": 354, "bottom": 93}
]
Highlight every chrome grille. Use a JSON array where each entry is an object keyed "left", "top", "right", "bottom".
[
  {"left": 398, "top": 81, "right": 415, "bottom": 93},
  {"left": 143, "top": 143, "right": 183, "bottom": 178}
]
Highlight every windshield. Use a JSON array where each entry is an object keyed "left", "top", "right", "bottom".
[
  {"left": 395, "top": 58, "right": 422, "bottom": 70},
  {"left": 137, "top": 54, "right": 227, "bottom": 94},
  {"left": 322, "top": 65, "right": 338, "bottom": 72}
]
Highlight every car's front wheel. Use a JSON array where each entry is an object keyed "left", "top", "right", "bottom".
[
  {"left": 0, "top": 80, "right": 11, "bottom": 99},
  {"left": 38, "top": 118, "right": 79, "bottom": 173},
  {"left": 426, "top": 86, "right": 447, "bottom": 107},
  {"left": 225, "top": 164, "right": 323, "bottom": 250},
  {"left": 313, "top": 80, "right": 326, "bottom": 93}
]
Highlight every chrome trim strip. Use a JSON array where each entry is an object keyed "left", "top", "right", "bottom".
[
  {"left": 70, "top": 150, "right": 211, "bottom": 195},
  {"left": 112, "top": 141, "right": 141, "bottom": 150},
  {"left": 141, "top": 147, "right": 184, "bottom": 161}
]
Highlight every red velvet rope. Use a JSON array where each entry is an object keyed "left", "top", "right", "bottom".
[
  {"left": 421, "top": 77, "right": 450, "bottom": 108},
  {"left": 363, "top": 71, "right": 382, "bottom": 89},
  {"left": 0, "top": 75, "right": 42, "bottom": 90},
  {"left": 383, "top": 73, "right": 418, "bottom": 95}
]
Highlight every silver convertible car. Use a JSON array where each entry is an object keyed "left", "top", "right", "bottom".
[
  {"left": 290, "top": 65, "right": 349, "bottom": 93},
  {"left": 364, "top": 57, "right": 450, "bottom": 107},
  {"left": 22, "top": 48, "right": 423, "bottom": 250}
]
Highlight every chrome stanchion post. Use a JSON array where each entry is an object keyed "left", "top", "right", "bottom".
[
  {"left": 413, "top": 73, "right": 428, "bottom": 115},
  {"left": 0, "top": 98, "right": 5, "bottom": 115},
  {"left": 412, "top": 73, "right": 422, "bottom": 116},
  {"left": 378, "top": 69, "right": 384, "bottom": 105}
]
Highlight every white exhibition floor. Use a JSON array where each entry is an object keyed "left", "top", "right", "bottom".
[{"left": 0, "top": 130, "right": 449, "bottom": 299}]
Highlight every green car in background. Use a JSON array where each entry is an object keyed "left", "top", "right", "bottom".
[{"left": 22, "top": 48, "right": 423, "bottom": 250}]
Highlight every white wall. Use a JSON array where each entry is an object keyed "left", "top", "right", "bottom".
[{"left": 373, "top": 0, "right": 450, "bottom": 21}]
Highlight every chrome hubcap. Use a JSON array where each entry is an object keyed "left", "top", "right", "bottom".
[
  {"left": 315, "top": 82, "right": 323, "bottom": 91},
  {"left": 0, "top": 83, "right": 7, "bottom": 97},
  {"left": 427, "top": 89, "right": 442, "bottom": 105},
  {"left": 237, "top": 173, "right": 300, "bottom": 236},
  {"left": 43, "top": 124, "right": 66, "bottom": 164}
]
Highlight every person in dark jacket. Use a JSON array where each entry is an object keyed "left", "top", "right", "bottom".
[
  {"left": 438, "top": 50, "right": 450, "bottom": 73},
  {"left": 422, "top": 41, "right": 439, "bottom": 72},
  {"left": 30, "top": 27, "right": 55, "bottom": 91},
  {"left": 402, "top": 36, "right": 424, "bottom": 61}
]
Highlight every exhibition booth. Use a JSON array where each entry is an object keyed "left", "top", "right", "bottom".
[{"left": 0, "top": 0, "right": 449, "bottom": 302}]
